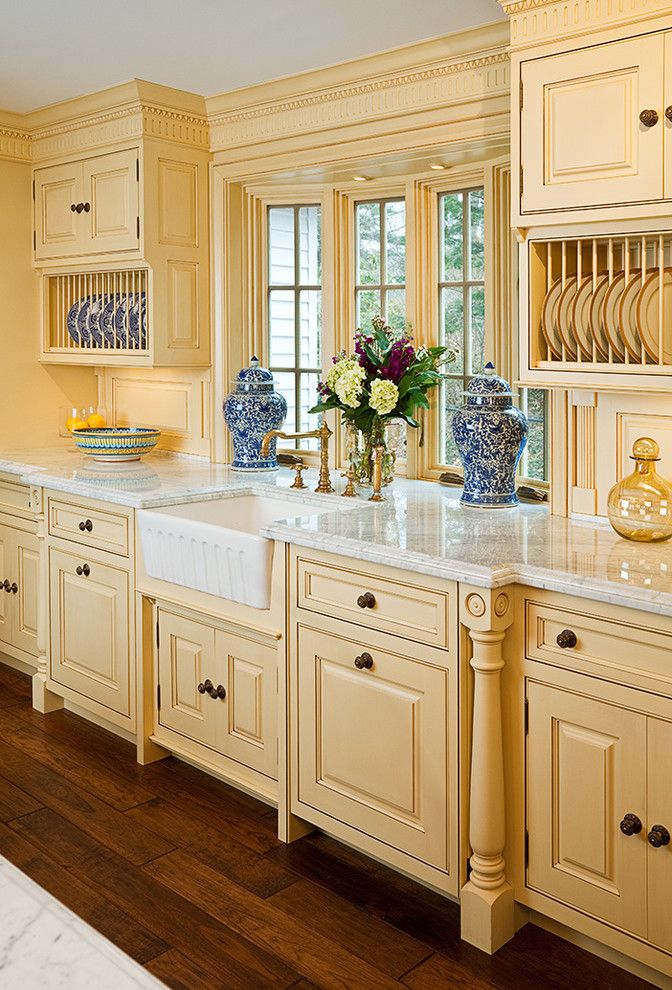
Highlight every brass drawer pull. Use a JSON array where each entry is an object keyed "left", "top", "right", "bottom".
[
  {"left": 197, "top": 679, "right": 213, "bottom": 695},
  {"left": 640, "top": 109, "right": 659, "bottom": 127},
  {"left": 666, "top": 106, "right": 672, "bottom": 123},
  {"left": 78, "top": 519, "right": 93, "bottom": 532},
  {"left": 75, "top": 564, "right": 91, "bottom": 577},
  {"left": 556, "top": 629, "right": 577, "bottom": 649},
  {"left": 620, "top": 813, "right": 642, "bottom": 836},
  {"left": 648, "top": 825, "right": 670, "bottom": 848},
  {"left": 357, "top": 592, "right": 376, "bottom": 609},
  {"left": 354, "top": 652, "right": 374, "bottom": 670}
]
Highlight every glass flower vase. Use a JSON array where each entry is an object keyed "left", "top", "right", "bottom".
[
  {"left": 607, "top": 437, "right": 672, "bottom": 543},
  {"left": 345, "top": 418, "right": 403, "bottom": 488}
]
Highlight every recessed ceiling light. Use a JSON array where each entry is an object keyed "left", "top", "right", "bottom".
[
  {"left": 353, "top": 175, "right": 369, "bottom": 182},
  {"left": 430, "top": 163, "right": 446, "bottom": 171}
]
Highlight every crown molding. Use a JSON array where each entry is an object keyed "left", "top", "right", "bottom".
[
  {"left": 498, "top": 0, "right": 672, "bottom": 50},
  {"left": 0, "top": 111, "right": 31, "bottom": 162}
]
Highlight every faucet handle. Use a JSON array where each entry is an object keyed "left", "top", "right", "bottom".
[
  {"left": 341, "top": 467, "right": 358, "bottom": 498},
  {"left": 290, "top": 461, "right": 307, "bottom": 490}
]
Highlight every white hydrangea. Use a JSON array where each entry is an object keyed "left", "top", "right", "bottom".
[
  {"left": 369, "top": 378, "right": 399, "bottom": 416},
  {"left": 334, "top": 365, "right": 367, "bottom": 408},
  {"left": 326, "top": 357, "right": 357, "bottom": 392}
]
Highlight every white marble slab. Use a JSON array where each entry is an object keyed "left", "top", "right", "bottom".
[
  {"left": 0, "top": 856, "right": 164, "bottom": 989},
  {"left": 1, "top": 447, "right": 671, "bottom": 617}
]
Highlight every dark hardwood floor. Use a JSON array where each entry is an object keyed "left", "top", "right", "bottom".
[{"left": 0, "top": 663, "right": 654, "bottom": 990}]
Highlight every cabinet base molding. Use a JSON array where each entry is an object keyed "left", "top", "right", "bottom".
[
  {"left": 47, "top": 677, "right": 134, "bottom": 733},
  {"left": 0, "top": 647, "right": 36, "bottom": 676},
  {"left": 33, "top": 674, "right": 65, "bottom": 714},
  {"left": 150, "top": 732, "right": 277, "bottom": 806},
  {"left": 64, "top": 699, "right": 136, "bottom": 745},
  {"left": 460, "top": 879, "right": 515, "bottom": 954}
]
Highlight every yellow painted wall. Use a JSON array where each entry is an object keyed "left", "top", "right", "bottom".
[{"left": 0, "top": 158, "right": 96, "bottom": 448}]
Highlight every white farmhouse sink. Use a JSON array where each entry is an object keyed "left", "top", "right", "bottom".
[{"left": 138, "top": 493, "right": 335, "bottom": 609}]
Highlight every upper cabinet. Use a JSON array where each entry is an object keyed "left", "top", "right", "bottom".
[
  {"left": 35, "top": 149, "right": 139, "bottom": 262},
  {"left": 520, "top": 34, "right": 667, "bottom": 216}
]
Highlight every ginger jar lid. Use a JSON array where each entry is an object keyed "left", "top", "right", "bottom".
[
  {"left": 464, "top": 362, "right": 514, "bottom": 407},
  {"left": 233, "top": 357, "right": 275, "bottom": 393}
]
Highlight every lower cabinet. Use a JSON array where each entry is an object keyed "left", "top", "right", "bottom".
[
  {"left": 49, "top": 546, "right": 131, "bottom": 717},
  {"left": 0, "top": 522, "right": 39, "bottom": 660},
  {"left": 294, "top": 622, "right": 449, "bottom": 871},
  {"left": 527, "top": 678, "right": 672, "bottom": 953},
  {"left": 156, "top": 606, "right": 278, "bottom": 780}
]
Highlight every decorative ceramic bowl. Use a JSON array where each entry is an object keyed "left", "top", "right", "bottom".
[{"left": 71, "top": 427, "right": 161, "bottom": 462}]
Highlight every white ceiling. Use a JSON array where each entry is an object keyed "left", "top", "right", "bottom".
[{"left": 0, "top": 0, "right": 505, "bottom": 114}]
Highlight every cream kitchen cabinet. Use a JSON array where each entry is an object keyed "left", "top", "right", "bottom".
[
  {"left": 0, "top": 522, "right": 39, "bottom": 662},
  {"left": 34, "top": 149, "right": 139, "bottom": 262},
  {"left": 155, "top": 604, "right": 278, "bottom": 782}
]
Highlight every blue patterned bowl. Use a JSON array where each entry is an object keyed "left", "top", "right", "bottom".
[{"left": 71, "top": 427, "right": 161, "bottom": 462}]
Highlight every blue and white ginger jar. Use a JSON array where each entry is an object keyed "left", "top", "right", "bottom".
[
  {"left": 223, "top": 357, "right": 287, "bottom": 471},
  {"left": 452, "top": 362, "right": 528, "bottom": 507}
]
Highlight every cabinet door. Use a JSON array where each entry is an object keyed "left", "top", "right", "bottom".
[
  {"left": 647, "top": 717, "right": 672, "bottom": 953},
  {"left": 49, "top": 548, "right": 130, "bottom": 716},
  {"left": 0, "top": 526, "right": 11, "bottom": 646},
  {"left": 296, "top": 625, "right": 447, "bottom": 869},
  {"left": 11, "top": 529, "right": 39, "bottom": 657},
  {"left": 521, "top": 34, "right": 664, "bottom": 213},
  {"left": 527, "top": 681, "right": 647, "bottom": 935},
  {"left": 215, "top": 629, "right": 277, "bottom": 779},
  {"left": 82, "top": 150, "right": 139, "bottom": 254},
  {"left": 34, "top": 161, "right": 83, "bottom": 261},
  {"left": 664, "top": 33, "right": 672, "bottom": 200},
  {"left": 157, "top": 609, "right": 217, "bottom": 749}
]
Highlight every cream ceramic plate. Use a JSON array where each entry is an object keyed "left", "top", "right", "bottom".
[
  {"left": 556, "top": 277, "right": 579, "bottom": 359},
  {"left": 572, "top": 275, "right": 599, "bottom": 359},
  {"left": 618, "top": 270, "right": 644, "bottom": 361},
  {"left": 587, "top": 273, "right": 611, "bottom": 360},
  {"left": 540, "top": 277, "right": 564, "bottom": 359},
  {"left": 637, "top": 268, "right": 672, "bottom": 364},
  {"left": 601, "top": 273, "right": 627, "bottom": 360}
]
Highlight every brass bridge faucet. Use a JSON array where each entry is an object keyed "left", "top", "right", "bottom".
[{"left": 261, "top": 421, "right": 334, "bottom": 494}]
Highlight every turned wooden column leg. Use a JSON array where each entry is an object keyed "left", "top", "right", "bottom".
[
  {"left": 30, "top": 487, "right": 63, "bottom": 714},
  {"left": 460, "top": 587, "right": 514, "bottom": 954}
]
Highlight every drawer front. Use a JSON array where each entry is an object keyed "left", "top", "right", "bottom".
[
  {"left": 48, "top": 498, "right": 129, "bottom": 556},
  {"left": 295, "top": 623, "right": 448, "bottom": 870},
  {"left": 526, "top": 599, "right": 672, "bottom": 692},
  {"left": 0, "top": 480, "right": 32, "bottom": 518},
  {"left": 297, "top": 556, "right": 450, "bottom": 649}
]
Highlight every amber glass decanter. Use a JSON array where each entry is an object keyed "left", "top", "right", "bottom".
[{"left": 607, "top": 437, "right": 672, "bottom": 543}]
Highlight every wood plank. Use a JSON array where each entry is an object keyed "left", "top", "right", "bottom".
[
  {"left": 11, "top": 807, "right": 299, "bottom": 990},
  {"left": 0, "top": 774, "right": 43, "bottom": 821},
  {"left": 268, "top": 878, "right": 432, "bottom": 979},
  {"left": 0, "top": 706, "right": 155, "bottom": 811},
  {"left": 145, "top": 849, "right": 407, "bottom": 990},
  {"left": 146, "top": 949, "right": 251, "bottom": 990},
  {"left": 0, "top": 821, "right": 168, "bottom": 965},
  {"left": 0, "top": 738, "right": 174, "bottom": 865},
  {"left": 0, "top": 664, "right": 32, "bottom": 699},
  {"left": 126, "top": 798, "right": 296, "bottom": 898}
]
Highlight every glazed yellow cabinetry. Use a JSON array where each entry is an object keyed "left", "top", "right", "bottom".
[
  {"left": 0, "top": 521, "right": 39, "bottom": 661},
  {"left": 34, "top": 149, "right": 139, "bottom": 262},
  {"left": 156, "top": 605, "right": 278, "bottom": 781}
]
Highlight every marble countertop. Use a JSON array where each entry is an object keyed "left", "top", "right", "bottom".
[
  {"left": 0, "top": 856, "right": 164, "bottom": 989},
  {"left": 0, "top": 447, "right": 671, "bottom": 617}
]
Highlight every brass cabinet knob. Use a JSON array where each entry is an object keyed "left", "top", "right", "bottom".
[
  {"left": 83, "top": 202, "right": 91, "bottom": 213},
  {"left": 208, "top": 684, "right": 226, "bottom": 700},
  {"left": 354, "top": 652, "right": 374, "bottom": 670},
  {"left": 10, "top": 583, "right": 17, "bottom": 594},
  {"left": 2, "top": 579, "right": 10, "bottom": 592},
  {"left": 79, "top": 519, "right": 93, "bottom": 532},
  {"left": 640, "top": 109, "right": 659, "bottom": 127},
  {"left": 70, "top": 203, "right": 77, "bottom": 212},
  {"left": 357, "top": 592, "right": 376, "bottom": 609},
  {"left": 556, "top": 629, "right": 577, "bottom": 649},
  {"left": 197, "top": 679, "right": 213, "bottom": 695},
  {"left": 75, "top": 202, "right": 85, "bottom": 213},
  {"left": 620, "top": 813, "right": 642, "bottom": 836},
  {"left": 666, "top": 106, "right": 672, "bottom": 123},
  {"left": 648, "top": 825, "right": 670, "bottom": 848},
  {"left": 75, "top": 564, "right": 90, "bottom": 577}
]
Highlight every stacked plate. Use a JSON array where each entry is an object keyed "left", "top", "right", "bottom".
[
  {"left": 540, "top": 269, "right": 672, "bottom": 364},
  {"left": 66, "top": 292, "right": 147, "bottom": 349}
]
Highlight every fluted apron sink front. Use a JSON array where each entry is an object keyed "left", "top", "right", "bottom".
[{"left": 138, "top": 493, "right": 333, "bottom": 609}]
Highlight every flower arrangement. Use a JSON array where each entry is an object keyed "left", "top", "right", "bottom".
[{"left": 310, "top": 316, "right": 456, "bottom": 485}]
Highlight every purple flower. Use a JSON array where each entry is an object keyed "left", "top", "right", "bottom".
[
  {"left": 380, "top": 339, "right": 416, "bottom": 383},
  {"left": 317, "top": 380, "right": 330, "bottom": 396},
  {"left": 354, "top": 333, "right": 378, "bottom": 375}
]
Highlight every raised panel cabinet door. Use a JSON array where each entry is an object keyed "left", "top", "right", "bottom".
[
  {"left": 11, "top": 529, "right": 39, "bottom": 657},
  {"left": 157, "top": 610, "right": 217, "bottom": 749},
  {"left": 49, "top": 548, "right": 130, "bottom": 717},
  {"left": 296, "top": 625, "right": 448, "bottom": 869},
  {"left": 647, "top": 717, "right": 672, "bottom": 953},
  {"left": 34, "top": 161, "right": 83, "bottom": 261},
  {"left": 527, "top": 680, "right": 647, "bottom": 935},
  {"left": 521, "top": 34, "right": 664, "bottom": 213},
  {"left": 664, "top": 32, "right": 672, "bottom": 200},
  {"left": 83, "top": 150, "right": 139, "bottom": 254},
  {"left": 0, "top": 526, "right": 11, "bottom": 646},
  {"left": 214, "top": 629, "right": 278, "bottom": 779}
]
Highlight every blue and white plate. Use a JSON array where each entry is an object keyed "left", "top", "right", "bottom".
[
  {"left": 115, "top": 292, "right": 147, "bottom": 349},
  {"left": 87, "top": 294, "right": 107, "bottom": 347},
  {"left": 66, "top": 300, "right": 82, "bottom": 345},
  {"left": 99, "top": 297, "right": 119, "bottom": 347}
]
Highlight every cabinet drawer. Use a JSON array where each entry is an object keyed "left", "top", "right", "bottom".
[
  {"left": 296, "top": 555, "right": 452, "bottom": 649},
  {"left": 0, "top": 480, "right": 32, "bottom": 518},
  {"left": 526, "top": 599, "right": 672, "bottom": 693},
  {"left": 294, "top": 623, "right": 448, "bottom": 870},
  {"left": 48, "top": 498, "right": 130, "bottom": 556}
]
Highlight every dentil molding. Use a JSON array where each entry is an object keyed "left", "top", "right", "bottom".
[
  {"left": 0, "top": 126, "right": 31, "bottom": 163},
  {"left": 499, "top": 0, "right": 672, "bottom": 49}
]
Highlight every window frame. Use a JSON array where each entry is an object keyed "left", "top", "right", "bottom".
[{"left": 354, "top": 196, "right": 407, "bottom": 331}]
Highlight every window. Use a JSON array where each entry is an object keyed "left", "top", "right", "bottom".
[
  {"left": 355, "top": 199, "right": 406, "bottom": 330},
  {"left": 438, "top": 187, "right": 485, "bottom": 467},
  {"left": 519, "top": 388, "right": 548, "bottom": 482},
  {"left": 267, "top": 205, "right": 322, "bottom": 446}
]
